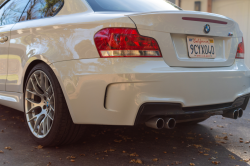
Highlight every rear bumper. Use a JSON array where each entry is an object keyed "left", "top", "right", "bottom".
[
  {"left": 135, "top": 94, "right": 250, "bottom": 125},
  {"left": 52, "top": 58, "right": 250, "bottom": 125}
]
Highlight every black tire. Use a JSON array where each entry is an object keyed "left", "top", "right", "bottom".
[{"left": 24, "top": 62, "right": 86, "bottom": 146}]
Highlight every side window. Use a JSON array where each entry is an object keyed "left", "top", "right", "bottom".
[
  {"left": 0, "top": 1, "right": 12, "bottom": 26},
  {"left": 0, "top": 0, "right": 30, "bottom": 26},
  {"left": 20, "top": 0, "right": 64, "bottom": 22}
]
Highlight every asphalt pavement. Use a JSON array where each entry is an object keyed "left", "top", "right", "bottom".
[{"left": 0, "top": 103, "right": 250, "bottom": 166}]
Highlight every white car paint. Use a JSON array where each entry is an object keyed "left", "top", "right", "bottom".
[
  {"left": 129, "top": 11, "right": 242, "bottom": 67},
  {"left": 52, "top": 58, "right": 250, "bottom": 125},
  {"left": 0, "top": 0, "right": 249, "bottom": 126}
]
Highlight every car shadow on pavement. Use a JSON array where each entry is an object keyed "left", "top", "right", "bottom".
[{"left": 0, "top": 105, "right": 249, "bottom": 166}]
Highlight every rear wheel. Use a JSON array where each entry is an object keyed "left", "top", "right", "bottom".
[{"left": 24, "top": 63, "right": 85, "bottom": 146}]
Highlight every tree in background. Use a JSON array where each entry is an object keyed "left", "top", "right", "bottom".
[
  {"left": 0, "top": 0, "right": 5, "bottom": 4},
  {"left": 42, "top": 0, "right": 62, "bottom": 17}
]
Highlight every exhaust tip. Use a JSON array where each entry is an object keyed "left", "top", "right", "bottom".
[
  {"left": 233, "top": 110, "right": 238, "bottom": 119},
  {"left": 238, "top": 108, "right": 243, "bottom": 118},
  {"left": 156, "top": 118, "right": 165, "bottom": 129},
  {"left": 223, "top": 109, "right": 243, "bottom": 119},
  {"left": 145, "top": 118, "right": 165, "bottom": 129},
  {"left": 165, "top": 118, "right": 176, "bottom": 129}
]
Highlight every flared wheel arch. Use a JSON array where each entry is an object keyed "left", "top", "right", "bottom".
[
  {"left": 23, "top": 60, "right": 72, "bottom": 119},
  {"left": 23, "top": 61, "right": 86, "bottom": 146}
]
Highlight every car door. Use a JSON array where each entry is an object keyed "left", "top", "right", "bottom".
[
  {"left": 0, "top": 0, "right": 31, "bottom": 92},
  {"left": 0, "top": 1, "right": 14, "bottom": 91},
  {"left": 6, "top": 0, "right": 64, "bottom": 92}
]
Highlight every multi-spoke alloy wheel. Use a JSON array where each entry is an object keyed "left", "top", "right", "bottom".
[
  {"left": 25, "top": 70, "right": 55, "bottom": 138},
  {"left": 24, "top": 63, "right": 85, "bottom": 146}
]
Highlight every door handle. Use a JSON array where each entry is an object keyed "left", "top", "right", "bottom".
[{"left": 0, "top": 36, "right": 8, "bottom": 42}]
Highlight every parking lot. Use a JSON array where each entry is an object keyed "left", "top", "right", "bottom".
[{"left": 0, "top": 104, "right": 250, "bottom": 166}]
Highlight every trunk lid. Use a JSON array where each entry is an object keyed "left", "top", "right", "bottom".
[{"left": 128, "top": 11, "right": 242, "bottom": 67}]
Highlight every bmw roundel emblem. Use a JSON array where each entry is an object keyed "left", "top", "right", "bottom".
[{"left": 204, "top": 24, "right": 210, "bottom": 34}]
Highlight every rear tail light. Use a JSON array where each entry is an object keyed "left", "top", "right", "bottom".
[
  {"left": 94, "top": 28, "right": 162, "bottom": 58},
  {"left": 236, "top": 37, "right": 244, "bottom": 59}
]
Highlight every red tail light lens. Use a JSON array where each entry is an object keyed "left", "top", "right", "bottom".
[
  {"left": 236, "top": 38, "right": 244, "bottom": 59},
  {"left": 94, "top": 28, "right": 162, "bottom": 58}
]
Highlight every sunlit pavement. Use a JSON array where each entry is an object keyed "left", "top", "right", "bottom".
[{"left": 0, "top": 104, "right": 250, "bottom": 166}]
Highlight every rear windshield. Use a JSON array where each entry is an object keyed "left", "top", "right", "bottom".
[{"left": 86, "top": 0, "right": 181, "bottom": 12}]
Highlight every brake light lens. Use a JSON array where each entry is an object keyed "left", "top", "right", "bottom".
[
  {"left": 236, "top": 38, "right": 244, "bottom": 59},
  {"left": 94, "top": 28, "right": 162, "bottom": 58}
]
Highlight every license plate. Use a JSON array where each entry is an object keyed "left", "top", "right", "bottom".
[{"left": 187, "top": 36, "right": 216, "bottom": 58}]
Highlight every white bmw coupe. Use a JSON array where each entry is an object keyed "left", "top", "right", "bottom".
[{"left": 0, "top": 0, "right": 249, "bottom": 146}]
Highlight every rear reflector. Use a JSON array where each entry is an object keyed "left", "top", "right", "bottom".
[
  {"left": 94, "top": 28, "right": 162, "bottom": 58},
  {"left": 236, "top": 38, "right": 244, "bottom": 59}
]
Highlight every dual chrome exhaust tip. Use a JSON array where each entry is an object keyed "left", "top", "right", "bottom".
[
  {"left": 145, "top": 117, "right": 176, "bottom": 130},
  {"left": 238, "top": 108, "right": 243, "bottom": 118},
  {"left": 223, "top": 108, "right": 243, "bottom": 119},
  {"left": 145, "top": 108, "right": 244, "bottom": 130}
]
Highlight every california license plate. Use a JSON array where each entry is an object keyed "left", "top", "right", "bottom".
[{"left": 187, "top": 36, "right": 216, "bottom": 58}]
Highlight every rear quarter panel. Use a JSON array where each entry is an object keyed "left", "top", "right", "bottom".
[{"left": 7, "top": 12, "right": 136, "bottom": 92}]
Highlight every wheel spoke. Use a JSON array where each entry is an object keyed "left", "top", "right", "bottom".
[
  {"left": 43, "top": 117, "right": 47, "bottom": 134},
  {"left": 33, "top": 113, "right": 44, "bottom": 131},
  {"left": 26, "top": 89, "right": 38, "bottom": 96},
  {"left": 28, "top": 116, "right": 37, "bottom": 122},
  {"left": 50, "top": 105, "right": 54, "bottom": 112},
  {"left": 26, "top": 98, "right": 38, "bottom": 104},
  {"left": 38, "top": 122, "right": 43, "bottom": 135},
  {"left": 26, "top": 105, "right": 40, "bottom": 114},
  {"left": 46, "top": 116, "right": 49, "bottom": 131},
  {"left": 49, "top": 92, "right": 54, "bottom": 100},
  {"left": 40, "top": 71, "right": 46, "bottom": 91},
  {"left": 44, "top": 74, "right": 49, "bottom": 91},
  {"left": 46, "top": 86, "right": 51, "bottom": 93},
  {"left": 48, "top": 113, "right": 53, "bottom": 121},
  {"left": 25, "top": 98, "right": 42, "bottom": 115},
  {"left": 39, "top": 72, "right": 50, "bottom": 97},
  {"left": 30, "top": 79, "right": 43, "bottom": 97},
  {"left": 34, "top": 74, "right": 42, "bottom": 89}
]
